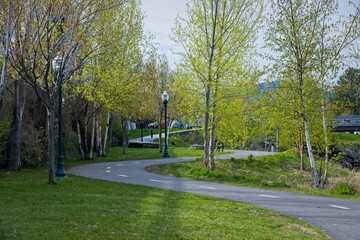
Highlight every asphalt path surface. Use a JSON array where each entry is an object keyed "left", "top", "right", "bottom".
[{"left": 70, "top": 150, "right": 360, "bottom": 240}]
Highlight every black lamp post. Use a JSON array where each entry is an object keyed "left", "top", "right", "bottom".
[
  {"left": 53, "top": 56, "right": 66, "bottom": 177},
  {"left": 162, "top": 91, "right": 170, "bottom": 157},
  {"left": 140, "top": 121, "right": 143, "bottom": 142}
]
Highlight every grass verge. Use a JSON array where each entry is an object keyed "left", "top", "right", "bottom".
[
  {"left": 333, "top": 132, "right": 360, "bottom": 145},
  {"left": 0, "top": 168, "right": 330, "bottom": 239},
  {"left": 152, "top": 152, "right": 360, "bottom": 200},
  {"left": 66, "top": 146, "right": 228, "bottom": 168}
]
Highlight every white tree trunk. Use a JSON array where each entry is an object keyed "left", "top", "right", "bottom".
[
  {"left": 46, "top": 105, "right": 56, "bottom": 184},
  {"left": 0, "top": 1, "right": 13, "bottom": 111},
  {"left": 102, "top": 112, "right": 110, "bottom": 156},
  {"left": 89, "top": 114, "right": 95, "bottom": 159},
  {"left": 84, "top": 114, "right": 88, "bottom": 156},
  {"left": 304, "top": 120, "right": 319, "bottom": 187},
  {"left": 121, "top": 118, "right": 127, "bottom": 154},
  {"left": 76, "top": 120, "right": 85, "bottom": 160},
  {"left": 98, "top": 115, "right": 103, "bottom": 156},
  {"left": 321, "top": 102, "right": 330, "bottom": 188},
  {"left": 203, "top": 86, "right": 211, "bottom": 168}
]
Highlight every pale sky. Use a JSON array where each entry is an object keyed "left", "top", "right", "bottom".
[
  {"left": 141, "top": 0, "right": 360, "bottom": 71},
  {"left": 141, "top": 0, "right": 186, "bottom": 67}
]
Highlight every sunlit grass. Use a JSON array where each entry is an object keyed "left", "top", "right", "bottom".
[
  {"left": 334, "top": 132, "right": 360, "bottom": 144},
  {"left": 0, "top": 168, "right": 329, "bottom": 239},
  {"left": 66, "top": 146, "right": 228, "bottom": 168},
  {"left": 154, "top": 152, "right": 360, "bottom": 200}
]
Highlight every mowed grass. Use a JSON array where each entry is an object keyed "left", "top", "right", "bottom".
[
  {"left": 66, "top": 146, "right": 227, "bottom": 168},
  {"left": 334, "top": 132, "right": 360, "bottom": 144},
  {"left": 154, "top": 152, "right": 360, "bottom": 200},
  {"left": 0, "top": 168, "right": 330, "bottom": 240}
]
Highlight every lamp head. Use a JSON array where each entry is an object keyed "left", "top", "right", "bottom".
[
  {"left": 52, "top": 56, "right": 63, "bottom": 73},
  {"left": 162, "top": 91, "right": 169, "bottom": 104}
]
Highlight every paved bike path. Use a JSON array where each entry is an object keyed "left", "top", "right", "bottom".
[{"left": 70, "top": 150, "right": 360, "bottom": 240}]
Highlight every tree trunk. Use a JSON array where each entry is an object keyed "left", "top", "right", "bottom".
[
  {"left": 98, "top": 114, "right": 103, "bottom": 156},
  {"left": 103, "top": 112, "right": 110, "bottom": 156},
  {"left": 159, "top": 113, "right": 163, "bottom": 153},
  {"left": 89, "top": 113, "right": 95, "bottom": 159},
  {"left": 321, "top": 102, "right": 330, "bottom": 188},
  {"left": 203, "top": 85, "right": 211, "bottom": 168},
  {"left": 209, "top": 124, "right": 216, "bottom": 171},
  {"left": 121, "top": 118, "right": 127, "bottom": 154},
  {"left": 0, "top": 1, "right": 13, "bottom": 112},
  {"left": 8, "top": 79, "right": 26, "bottom": 170},
  {"left": 84, "top": 113, "right": 89, "bottom": 157},
  {"left": 108, "top": 116, "right": 113, "bottom": 147},
  {"left": 300, "top": 69, "right": 319, "bottom": 188},
  {"left": 76, "top": 120, "right": 85, "bottom": 160},
  {"left": 299, "top": 128, "right": 305, "bottom": 171},
  {"left": 46, "top": 105, "right": 56, "bottom": 184},
  {"left": 303, "top": 118, "right": 319, "bottom": 188}
]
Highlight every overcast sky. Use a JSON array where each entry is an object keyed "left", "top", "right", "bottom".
[
  {"left": 141, "top": 0, "right": 186, "bottom": 67},
  {"left": 140, "top": 0, "right": 360, "bottom": 70}
]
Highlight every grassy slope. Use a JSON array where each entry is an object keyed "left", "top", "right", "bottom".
[
  {"left": 334, "top": 132, "right": 360, "bottom": 145},
  {"left": 65, "top": 147, "right": 228, "bottom": 168},
  {"left": 0, "top": 168, "right": 329, "bottom": 239},
  {"left": 154, "top": 152, "right": 360, "bottom": 200}
]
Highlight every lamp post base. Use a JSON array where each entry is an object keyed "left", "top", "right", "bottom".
[
  {"left": 162, "top": 152, "right": 170, "bottom": 158},
  {"left": 55, "top": 156, "right": 66, "bottom": 178}
]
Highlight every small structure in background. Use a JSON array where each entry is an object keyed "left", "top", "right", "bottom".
[{"left": 332, "top": 115, "right": 360, "bottom": 133}]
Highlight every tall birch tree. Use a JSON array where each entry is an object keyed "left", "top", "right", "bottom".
[
  {"left": 264, "top": 0, "right": 360, "bottom": 188},
  {"left": 173, "top": 0, "right": 263, "bottom": 170},
  {"left": 0, "top": 0, "right": 25, "bottom": 112}
]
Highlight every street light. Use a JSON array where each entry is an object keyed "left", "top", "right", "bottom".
[
  {"left": 52, "top": 56, "right": 66, "bottom": 177},
  {"left": 162, "top": 91, "right": 170, "bottom": 157}
]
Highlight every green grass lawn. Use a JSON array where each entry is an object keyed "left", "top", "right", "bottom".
[
  {"left": 128, "top": 128, "right": 182, "bottom": 140},
  {"left": 334, "top": 132, "right": 360, "bottom": 145},
  {"left": 153, "top": 152, "right": 360, "bottom": 200},
  {"left": 0, "top": 168, "right": 330, "bottom": 239},
  {"left": 66, "top": 146, "right": 228, "bottom": 168}
]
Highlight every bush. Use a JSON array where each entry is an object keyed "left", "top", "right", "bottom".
[
  {"left": 328, "top": 172, "right": 360, "bottom": 195},
  {"left": 0, "top": 115, "right": 11, "bottom": 168},
  {"left": 0, "top": 115, "right": 11, "bottom": 152},
  {"left": 332, "top": 182, "right": 355, "bottom": 195},
  {"left": 247, "top": 154, "right": 255, "bottom": 162},
  {"left": 21, "top": 126, "right": 46, "bottom": 168}
]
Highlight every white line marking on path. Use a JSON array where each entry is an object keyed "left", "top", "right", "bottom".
[
  {"left": 149, "top": 179, "right": 171, "bottom": 184},
  {"left": 329, "top": 205, "right": 350, "bottom": 210},
  {"left": 197, "top": 186, "right": 217, "bottom": 190},
  {"left": 116, "top": 164, "right": 123, "bottom": 166},
  {"left": 133, "top": 162, "right": 140, "bottom": 164},
  {"left": 107, "top": 167, "right": 111, "bottom": 169},
  {"left": 118, "top": 174, "right": 128, "bottom": 177},
  {"left": 258, "top": 194, "right": 280, "bottom": 199},
  {"left": 106, "top": 170, "right": 111, "bottom": 173}
]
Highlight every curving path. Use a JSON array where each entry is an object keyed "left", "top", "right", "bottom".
[{"left": 70, "top": 150, "right": 360, "bottom": 240}]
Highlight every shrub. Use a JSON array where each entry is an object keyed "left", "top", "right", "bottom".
[
  {"left": 21, "top": 126, "right": 46, "bottom": 168},
  {"left": 332, "top": 182, "right": 355, "bottom": 195},
  {"left": 0, "top": 115, "right": 11, "bottom": 168},
  {"left": 328, "top": 172, "right": 360, "bottom": 195},
  {"left": 0, "top": 115, "right": 11, "bottom": 153}
]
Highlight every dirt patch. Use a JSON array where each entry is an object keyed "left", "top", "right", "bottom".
[
  {"left": 145, "top": 164, "right": 161, "bottom": 173},
  {"left": 285, "top": 223, "right": 321, "bottom": 238}
]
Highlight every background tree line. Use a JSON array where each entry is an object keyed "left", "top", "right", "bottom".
[{"left": 0, "top": 0, "right": 172, "bottom": 184}]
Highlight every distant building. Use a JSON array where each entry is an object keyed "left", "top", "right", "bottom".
[{"left": 332, "top": 115, "right": 360, "bottom": 133}]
